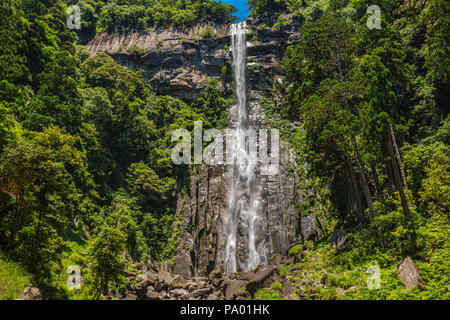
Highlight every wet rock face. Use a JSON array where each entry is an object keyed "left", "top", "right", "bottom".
[{"left": 172, "top": 139, "right": 303, "bottom": 276}]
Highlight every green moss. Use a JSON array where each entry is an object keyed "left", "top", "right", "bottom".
[
  {"left": 0, "top": 255, "right": 32, "bottom": 300},
  {"left": 271, "top": 282, "right": 283, "bottom": 291},
  {"left": 200, "top": 27, "right": 216, "bottom": 38},
  {"left": 127, "top": 44, "right": 145, "bottom": 55},
  {"left": 288, "top": 244, "right": 303, "bottom": 256},
  {"left": 254, "top": 288, "right": 284, "bottom": 300}
]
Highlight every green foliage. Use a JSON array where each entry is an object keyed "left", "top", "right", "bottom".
[
  {"left": 288, "top": 244, "right": 303, "bottom": 255},
  {"left": 0, "top": 1, "right": 233, "bottom": 295},
  {"left": 89, "top": 225, "right": 126, "bottom": 298},
  {"left": 127, "top": 44, "right": 145, "bottom": 55},
  {"left": 0, "top": 126, "right": 93, "bottom": 281},
  {"left": 254, "top": 288, "right": 284, "bottom": 300},
  {"left": 200, "top": 27, "right": 216, "bottom": 38},
  {"left": 69, "top": 0, "right": 237, "bottom": 33},
  {"left": 192, "top": 79, "right": 228, "bottom": 128},
  {"left": 272, "top": 14, "right": 290, "bottom": 30},
  {"left": 260, "top": 0, "right": 449, "bottom": 301},
  {"left": 0, "top": 0, "right": 448, "bottom": 301},
  {"left": 0, "top": 254, "right": 32, "bottom": 300}
]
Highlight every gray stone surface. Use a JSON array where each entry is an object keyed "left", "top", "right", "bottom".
[{"left": 397, "top": 256, "right": 426, "bottom": 290}]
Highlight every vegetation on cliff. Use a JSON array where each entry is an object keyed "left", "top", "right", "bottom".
[
  {"left": 67, "top": 0, "right": 237, "bottom": 34},
  {"left": 258, "top": 0, "right": 449, "bottom": 299}
]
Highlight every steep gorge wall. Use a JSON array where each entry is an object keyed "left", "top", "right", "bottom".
[
  {"left": 87, "top": 23, "right": 232, "bottom": 102},
  {"left": 87, "top": 14, "right": 321, "bottom": 277}
]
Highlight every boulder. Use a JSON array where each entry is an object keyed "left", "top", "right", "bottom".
[
  {"left": 171, "top": 288, "right": 188, "bottom": 297},
  {"left": 158, "top": 269, "right": 173, "bottom": 286},
  {"left": 301, "top": 214, "right": 321, "bottom": 242},
  {"left": 246, "top": 265, "right": 277, "bottom": 295},
  {"left": 122, "top": 293, "right": 138, "bottom": 300},
  {"left": 208, "top": 268, "right": 222, "bottom": 281},
  {"left": 225, "top": 280, "right": 247, "bottom": 300},
  {"left": 146, "top": 287, "right": 161, "bottom": 300},
  {"left": 153, "top": 281, "right": 165, "bottom": 291},
  {"left": 235, "top": 289, "right": 250, "bottom": 299},
  {"left": 330, "top": 230, "right": 347, "bottom": 249},
  {"left": 21, "top": 286, "right": 41, "bottom": 300},
  {"left": 187, "top": 281, "right": 200, "bottom": 291},
  {"left": 190, "top": 287, "right": 212, "bottom": 298},
  {"left": 170, "top": 275, "right": 190, "bottom": 289},
  {"left": 280, "top": 281, "right": 295, "bottom": 298},
  {"left": 136, "top": 274, "right": 152, "bottom": 288},
  {"left": 269, "top": 253, "right": 282, "bottom": 266},
  {"left": 145, "top": 271, "right": 159, "bottom": 284},
  {"left": 396, "top": 256, "right": 426, "bottom": 290},
  {"left": 206, "top": 293, "right": 221, "bottom": 300},
  {"left": 193, "top": 276, "right": 209, "bottom": 284},
  {"left": 236, "top": 271, "right": 255, "bottom": 281},
  {"left": 173, "top": 247, "right": 193, "bottom": 279}
]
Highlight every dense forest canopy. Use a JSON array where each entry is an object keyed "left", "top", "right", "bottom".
[
  {"left": 0, "top": 0, "right": 449, "bottom": 300},
  {"left": 0, "top": 0, "right": 229, "bottom": 298},
  {"left": 251, "top": 0, "right": 449, "bottom": 299},
  {"left": 65, "top": 0, "right": 237, "bottom": 33}
]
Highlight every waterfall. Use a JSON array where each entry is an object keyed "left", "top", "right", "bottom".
[{"left": 224, "top": 21, "right": 262, "bottom": 273}]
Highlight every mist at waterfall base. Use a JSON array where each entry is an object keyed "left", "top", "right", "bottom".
[{"left": 218, "top": 0, "right": 251, "bottom": 22}]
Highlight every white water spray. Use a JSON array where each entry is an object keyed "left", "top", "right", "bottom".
[{"left": 224, "top": 22, "right": 262, "bottom": 273}]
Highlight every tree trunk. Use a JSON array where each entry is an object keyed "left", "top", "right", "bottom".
[
  {"left": 346, "top": 156, "right": 364, "bottom": 223},
  {"left": 389, "top": 122, "right": 408, "bottom": 190},
  {"left": 371, "top": 163, "right": 384, "bottom": 202},
  {"left": 353, "top": 145, "right": 377, "bottom": 219},
  {"left": 386, "top": 132, "right": 416, "bottom": 252}
]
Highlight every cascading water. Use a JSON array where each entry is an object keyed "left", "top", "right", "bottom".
[{"left": 224, "top": 22, "right": 262, "bottom": 273}]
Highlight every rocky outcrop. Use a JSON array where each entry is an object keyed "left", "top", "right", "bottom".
[
  {"left": 20, "top": 286, "right": 42, "bottom": 300},
  {"left": 396, "top": 256, "right": 426, "bottom": 290},
  {"left": 246, "top": 265, "right": 277, "bottom": 295},
  {"left": 87, "top": 24, "right": 232, "bottom": 102},
  {"left": 118, "top": 254, "right": 297, "bottom": 300}
]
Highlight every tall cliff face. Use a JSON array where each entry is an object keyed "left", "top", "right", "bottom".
[
  {"left": 87, "top": 23, "right": 232, "bottom": 102},
  {"left": 87, "top": 13, "right": 321, "bottom": 277}
]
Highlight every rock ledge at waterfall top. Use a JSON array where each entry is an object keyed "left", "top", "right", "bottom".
[{"left": 86, "top": 12, "right": 303, "bottom": 103}]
